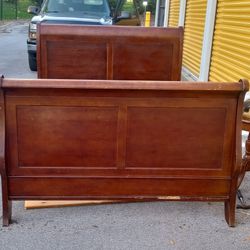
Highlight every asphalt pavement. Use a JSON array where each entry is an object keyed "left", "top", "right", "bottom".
[
  {"left": 1, "top": 21, "right": 250, "bottom": 250},
  {"left": 0, "top": 21, "right": 36, "bottom": 78}
]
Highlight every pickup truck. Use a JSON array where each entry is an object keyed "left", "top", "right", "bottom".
[{"left": 27, "top": 0, "right": 141, "bottom": 71}]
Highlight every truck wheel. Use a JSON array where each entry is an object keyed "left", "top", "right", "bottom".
[{"left": 28, "top": 54, "right": 37, "bottom": 71}]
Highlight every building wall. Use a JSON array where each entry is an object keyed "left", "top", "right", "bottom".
[
  {"left": 182, "top": 0, "right": 207, "bottom": 77},
  {"left": 209, "top": 0, "right": 250, "bottom": 82},
  {"left": 168, "top": 0, "right": 180, "bottom": 27},
  {"left": 163, "top": 0, "right": 250, "bottom": 82}
]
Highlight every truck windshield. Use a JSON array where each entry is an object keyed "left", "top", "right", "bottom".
[{"left": 43, "top": 0, "right": 113, "bottom": 16}]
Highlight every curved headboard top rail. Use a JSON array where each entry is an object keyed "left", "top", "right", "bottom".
[
  {"left": 2, "top": 79, "right": 249, "bottom": 92},
  {"left": 38, "top": 24, "right": 184, "bottom": 39}
]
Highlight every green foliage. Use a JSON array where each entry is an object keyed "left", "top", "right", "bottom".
[
  {"left": 147, "top": 0, "right": 155, "bottom": 14},
  {"left": 108, "top": 0, "right": 117, "bottom": 9},
  {"left": 134, "top": 0, "right": 143, "bottom": 14},
  {"left": 1, "top": 1, "right": 16, "bottom": 20},
  {"left": 0, "top": 0, "right": 35, "bottom": 20},
  {"left": 122, "top": 1, "right": 134, "bottom": 12}
]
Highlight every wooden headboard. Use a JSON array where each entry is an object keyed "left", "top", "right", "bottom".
[{"left": 37, "top": 24, "right": 183, "bottom": 80}]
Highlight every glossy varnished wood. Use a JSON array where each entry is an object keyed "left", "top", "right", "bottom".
[
  {"left": 0, "top": 76, "right": 12, "bottom": 226},
  {"left": 0, "top": 78, "right": 248, "bottom": 226},
  {"left": 37, "top": 24, "right": 183, "bottom": 80}
]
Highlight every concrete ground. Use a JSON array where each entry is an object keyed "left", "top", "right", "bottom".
[
  {"left": 1, "top": 22, "right": 250, "bottom": 250},
  {"left": 2, "top": 176, "right": 250, "bottom": 250}
]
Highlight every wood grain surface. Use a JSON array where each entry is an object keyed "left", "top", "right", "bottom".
[
  {"left": 37, "top": 24, "right": 183, "bottom": 80},
  {"left": 0, "top": 78, "right": 248, "bottom": 226}
]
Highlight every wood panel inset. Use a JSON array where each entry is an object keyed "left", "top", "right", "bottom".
[
  {"left": 17, "top": 106, "right": 118, "bottom": 167},
  {"left": 113, "top": 43, "right": 173, "bottom": 80},
  {"left": 46, "top": 41, "right": 107, "bottom": 79},
  {"left": 126, "top": 107, "right": 227, "bottom": 169}
]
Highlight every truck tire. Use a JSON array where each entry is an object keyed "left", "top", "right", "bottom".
[{"left": 28, "top": 53, "right": 37, "bottom": 71}]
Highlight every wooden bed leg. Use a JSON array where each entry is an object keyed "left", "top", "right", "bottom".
[
  {"left": 224, "top": 196, "right": 236, "bottom": 227},
  {"left": 1, "top": 174, "right": 12, "bottom": 226},
  {"left": 2, "top": 199, "right": 12, "bottom": 227}
]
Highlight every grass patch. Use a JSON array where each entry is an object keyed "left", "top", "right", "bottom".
[{"left": 1, "top": 0, "right": 34, "bottom": 20}]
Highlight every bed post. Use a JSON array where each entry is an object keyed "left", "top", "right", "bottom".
[
  {"left": 224, "top": 178, "right": 237, "bottom": 227},
  {"left": 0, "top": 75, "right": 11, "bottom": 226},
  {"left": 225, "top": 79, "right": 249, "bottom": 227}
]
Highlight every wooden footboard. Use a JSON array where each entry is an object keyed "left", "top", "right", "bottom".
[{"left": 0, "top": 78, "right": 248, "bottom": 226}]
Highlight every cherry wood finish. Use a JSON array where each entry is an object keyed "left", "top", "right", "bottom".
[
  {"left": 37, "top": 24, "right": 183, "bottom": 80},
  {"left": 0, "top": 78, "right": 248, "bottom": 226},
  {"left": 0, "top": 76, "right": 12, "bottom": 226}
]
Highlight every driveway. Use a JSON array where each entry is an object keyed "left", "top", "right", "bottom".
[
  {"left": 1, "top": 21, "right": 250, "bottom": 250},
  {"left": 0, "top": 21, "right": 36, "bottom": 78}
]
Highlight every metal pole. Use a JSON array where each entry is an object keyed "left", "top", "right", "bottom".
[
  {"left": 15, "top": 0, "right": 18, "bottom": 20},
  {"left": 178, "top": 0, "right": 187, "bottom": 27},
  {"left": 154, "top": 0, "right": 160, "bottom": 27},
  {"left": 163, "top": 0, "right": 170, "bottom": 27},
  {"left": 0, "top": 0, "right": 3, "bottom": 21},
  {"left": 199, "top": 0, "right": 218, "bottom": 81}
]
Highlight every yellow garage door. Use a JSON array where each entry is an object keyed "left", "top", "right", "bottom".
[
  {"left": 168, "top": 0, "right": 180, "bottom": 27},
  {"left": 183, "top": 0, "right": 207, "bottom": 77},
  {"left": 209, "top": 0, "right": 250, "bottom": 82}
]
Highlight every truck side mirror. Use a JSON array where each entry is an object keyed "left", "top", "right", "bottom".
[{"left": 27, "top": 6, "right": 41, "bottom": 15}]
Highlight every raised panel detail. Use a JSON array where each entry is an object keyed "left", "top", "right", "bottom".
[
  {"left": 17, "top": 106, "right": 118, "bottom": 167},
  {"left": 47, "top": 41, "right": 107, "bottom": 79},
  {"left": 113, "top": 43, "right": 173, "bottom": 80},
  {"left": 126, "top": 107, "right": 226, "bottom": 169}
]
